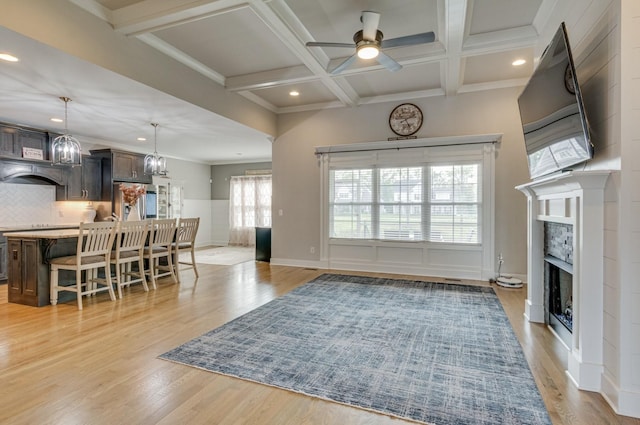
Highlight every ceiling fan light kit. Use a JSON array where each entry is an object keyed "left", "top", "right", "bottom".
[{"left": 305, "top": 10, "right": 435, "bottom": 75}]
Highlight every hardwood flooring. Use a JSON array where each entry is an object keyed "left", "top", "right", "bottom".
[{"left": 0, "top": 261, "right": 637, "bottom": 425}]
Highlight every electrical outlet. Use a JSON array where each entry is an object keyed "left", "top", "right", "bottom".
[
  {"left": 310, "top": 246, "right": 315, "bottom": 254},
  {"left": 278, "top": 209, "right": 283, "bottom": 216}
]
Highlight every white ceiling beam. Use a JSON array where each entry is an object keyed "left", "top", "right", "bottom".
[
  {"left": 463, "top": 26, "right": 538, "bottom": 55},
  {"left": 136, "top": 33, "right": 226, "bottom": 85},
  {"left": 457, "top": 77, "right": 529, "bottom": 94},
  {"left": 69, "top": 0, "right": 113, "bottom": 22},
  {"left": 226, "top": 65, "right": 318, "bottom": 91},
  {"left": 109, "top": 0, "right": 249, "bottom": 36},
  {"left": 251, "top": 0, "right": 359, "bottom": 107},
  {"left": 443, "top": 0, "right": 468, "bottom": 96}
]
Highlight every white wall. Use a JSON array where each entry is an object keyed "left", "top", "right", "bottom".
[
  {"left": 273, "top": 88, "right": 530, "bottom": 276},
  {"left": 612, "top": 0, "right": 640, "bottom": 414}
]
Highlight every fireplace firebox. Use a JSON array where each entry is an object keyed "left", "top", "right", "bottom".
[{"left": 545, "top": 255, "right": 573, "bottom": 346}]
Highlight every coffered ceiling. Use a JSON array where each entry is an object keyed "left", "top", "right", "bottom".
[{"left": 0, "top": 0, "right": 555, "bottom": 164}]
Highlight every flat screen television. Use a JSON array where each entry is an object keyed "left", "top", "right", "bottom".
[{"left": 517, "top": 22, "right": 594, "bottom": 179}]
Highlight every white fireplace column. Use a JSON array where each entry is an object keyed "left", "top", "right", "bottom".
[{"left": 516, "top": 170, "right": 610, "bottom": 391}]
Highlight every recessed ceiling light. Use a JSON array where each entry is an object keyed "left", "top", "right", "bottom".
[
  {"left": 137, "top": 137, "right": 146, "bottom": 141},
  {"left": 0, "top": 53, "right": 19, "bottom": 62},
  {"left": 512, "top": 59, "right": 526, "bottom": 66},
  {"left": 289, "top": 90, "right": 299, "bottom": 96},
  {"left": 50, "top": 118, "right": 63, "bottom": 123}
]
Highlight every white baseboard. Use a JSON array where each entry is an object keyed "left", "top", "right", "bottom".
[{"left": 601, "top": 373, "right": 640, "bottom": 418}]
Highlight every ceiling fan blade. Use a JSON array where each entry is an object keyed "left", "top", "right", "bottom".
[
  {"left": 330, "top": 54, "right": 358, "bottom": 75},
  {"left": 381, "top": 32, "right": 436, "bottom": 48},
  {"left": 361, "top": 11, "right": 381, "bottom": 41},
  {"left": 377, "top": 51, "right": 402, "bottom": 72},
  {"left": 306, "top": 41, "right": 356, "bottom": 48}
]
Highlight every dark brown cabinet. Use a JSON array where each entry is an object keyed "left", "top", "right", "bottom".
[
  {"left": 0, "top": 124, "right": 48, "bottom": 160},
  {"left": 0, "top": 158, "right": 66, "bottom": 185},
  {"left": 0, "top": 236, "right": 7, "bottom": 281},
  {"left": 6, "top": 235, "right": 78, "bottom": 307},
  {"left": 91, "top": 149, "right": 152, "bottom": 201},
  {"left": 56, "top": 156, "right": 102, "bottom": 201},
  {"left": 7, "top": 239, "right": 42, "bottom": 306},
  {"left": 112, "top": 151, "right": 147, "bottom": 182}
]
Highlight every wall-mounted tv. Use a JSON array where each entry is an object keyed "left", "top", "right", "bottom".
[{"left": 517, "top": 22, "right": 594, "bottom": 180}]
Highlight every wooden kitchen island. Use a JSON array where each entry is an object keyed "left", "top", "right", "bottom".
[{"left": 3, "top": 228, "right": 80, "bottom": 307}]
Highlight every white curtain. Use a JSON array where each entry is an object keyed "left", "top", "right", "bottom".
[{"left": 228, "top": 175, "right": 272, "bottom": 246}]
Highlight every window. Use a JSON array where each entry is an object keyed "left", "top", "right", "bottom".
[
  {"left": 329, "top": 163, "right": 480, "bottom": 244},
  {"left": 229, "top": 175, "right": 272, "bottom": 246}
]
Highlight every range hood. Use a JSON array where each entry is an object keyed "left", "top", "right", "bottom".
[{"left": 0, "top": 158, "right": 66, "bottom": 185}]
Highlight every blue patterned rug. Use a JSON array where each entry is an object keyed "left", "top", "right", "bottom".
[{"left": 160, "top": 274, "right": 551, "bottom": 425}]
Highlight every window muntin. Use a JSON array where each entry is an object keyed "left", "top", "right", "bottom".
[{"left": 329, "top": 163, "right": 480, "bottom": 244}]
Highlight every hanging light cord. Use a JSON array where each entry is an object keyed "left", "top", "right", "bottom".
[
  {"left": 61, "top": 96, "right": 71, "bottom": 135},
  {"left": 152, "top": 122, "right": 159, "bottom": 154}
]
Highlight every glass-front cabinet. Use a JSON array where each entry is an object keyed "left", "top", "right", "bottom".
[{"left": 151, "top": 179, "right": 182, "bottom": 219}]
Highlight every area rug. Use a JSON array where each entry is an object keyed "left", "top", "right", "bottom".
[
  {"left": 159, "top": 274, "right": 551, "bottom": 425},
  {"left": 179, "top": 246, "right": 254, "bottom": 266}
]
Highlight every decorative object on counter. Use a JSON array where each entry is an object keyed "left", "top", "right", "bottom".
[
  {"left": 127, "top": 205, "right": 141, "bottom": 222},
  {"left": 51, "top": 97, "right": 82, "bottom": 166},
  {"left": 144, "top": 122, "right": 168, "bottom": 176},
  {"left": 119, "top": 183, "right": 146, "bottom": 206},
  {"left": 82, "top": 202, "right": 96, "bottom": 222}
]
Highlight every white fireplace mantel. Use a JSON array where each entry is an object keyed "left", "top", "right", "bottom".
[{"left": 516, "top": 170, "right": 611, "bottom": 391}]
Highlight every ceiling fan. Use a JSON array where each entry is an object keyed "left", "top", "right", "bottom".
[{"left": 306, "top": 11, "right": 436, "bottom": 75}]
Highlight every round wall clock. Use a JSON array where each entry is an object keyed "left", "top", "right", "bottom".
[
  {"left": 564, "top": 64, "right": 576, "bottom": 95},
  {"left": 389, "top": 103, "right": 423, "bottom": 136}
]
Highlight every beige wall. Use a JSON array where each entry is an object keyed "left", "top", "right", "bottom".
[{"left": 273, "top": 87, "right": 530, "bottom": 276}]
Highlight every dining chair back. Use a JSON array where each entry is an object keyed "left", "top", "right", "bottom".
[
  {"left": 173, "top": 217, "right": 200, "bottom": 282},
  {"left": 110, "top": 220, "right": 149, "bottom": 299},
  {"left": 50, "top": 221, "right": 118, "bottom": 310},
  {"left": 143, "top": 218, "right": 178, "bottom": 289}
]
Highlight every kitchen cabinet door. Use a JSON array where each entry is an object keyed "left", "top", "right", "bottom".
[
  {"left": 7, "top": 239, "right": 39, "bottom": 304},
  {"left": 0, "top": 126, "right": 18, "bottom": 157},
  {"left": 18, "top": 129, "right": 48, "bottom": 159},
  {"left": 112, "top": 152, "right": 151, "bottom": 184},
  {"left": 0, "top": 237, "right": 7, "bottom": 281},
  {"left": 59, "top": 156, "right": 102, "bottom": 201}
]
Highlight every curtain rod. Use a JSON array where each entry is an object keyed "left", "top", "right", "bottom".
[{"left": 314, "top": 134, "right": 502, "bottom": 156}]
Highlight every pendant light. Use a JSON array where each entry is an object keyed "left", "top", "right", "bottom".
[
  {"left": 51, "top": 97, "right": 82, "bottom": 166},
  {"left": 144, "top": 122, "right": 168, "bottom": 176}
]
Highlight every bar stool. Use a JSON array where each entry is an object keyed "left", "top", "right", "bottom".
[
  {"left": 173, "top": 217, "right": 200, "bottom": 283},
  {"left": 50, "top": 221, "right": 118, "bottom": 310},
  {"left": 143, "top": 218, "right": 178, "bottom": 289},
  {"left": 110, "top": 220, "right": 149, "bottom": 299}
]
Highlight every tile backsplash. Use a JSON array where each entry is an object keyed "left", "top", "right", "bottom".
[{"left": 0, "top": 182, "right": 96, "bottom": 226}]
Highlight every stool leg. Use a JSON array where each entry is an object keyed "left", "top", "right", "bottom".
[
  {"left": 50, "top": 266, "right": 59, "bottom": 306},
  {"left": 76, "top": 269, "right": 84, "bottom": 310}
]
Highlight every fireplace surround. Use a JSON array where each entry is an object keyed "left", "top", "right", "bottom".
[{"left": 517, "top": 170, "right": 610, "bottom": 392}]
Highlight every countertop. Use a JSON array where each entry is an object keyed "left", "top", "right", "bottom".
[
  {"left": 0, "top": 224, "right": 80, "bottom": 232},
  {"left": 3, "top": 228, "right": 81, "bottom": 239}
]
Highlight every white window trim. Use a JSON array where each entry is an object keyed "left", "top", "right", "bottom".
[{"left": 318, "top": 134, "right": 500, "bottom": 280}]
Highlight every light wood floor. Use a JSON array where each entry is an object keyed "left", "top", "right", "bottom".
[{"left": 0, "top": 261, "right": 637, "bottom": 425}]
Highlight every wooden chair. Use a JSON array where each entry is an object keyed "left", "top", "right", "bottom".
[
  {"left": 110, "top": 220, "right": 149, "bottom": 299},
  {"left": 50, "top": 221, "right": 118, "bottom": 310},
  {"left": 172, "top": 217, "right": 200, "bottom": 282},
  {"left": 143, "top": 218, "right": 178, "bottom": 289}
]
